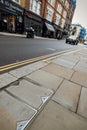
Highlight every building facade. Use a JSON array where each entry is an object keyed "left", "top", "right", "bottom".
[
  {"left": 0, "top": 0, "right": 24, "bottom": 33},
  {"left": 0, "top": 0, "right": 76, "bottom": 38},
  {"left": 19, "top": 0, "right": 76, "bottom": 38}
]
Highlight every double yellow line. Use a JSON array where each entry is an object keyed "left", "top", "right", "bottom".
[
  {"left": 0, "top": 49, "right": 76, "bottom": 72},
  {"left": 0, "top": 52, "right": 60, "bottom": 72}
]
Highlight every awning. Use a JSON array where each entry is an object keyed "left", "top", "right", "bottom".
[{"left": 45, "top": 22, "right": 55, "bottom": 32}]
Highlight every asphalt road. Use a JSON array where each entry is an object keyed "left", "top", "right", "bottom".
[{"left": 0, "top": 36, "right": 82, "bottom": 66}]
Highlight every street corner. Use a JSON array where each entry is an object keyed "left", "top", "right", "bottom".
[
  {"left": 6, "top": 79, "right": 53, "bottom": 110},
  {"left": 27, "top": 100, "right": 87, "bottom": 130},
  {"left": 52, "top": 79, "right": 81, "bottom": 112},
  {"left": 26, "top": 69, "right": 63, "bottom": 92}
]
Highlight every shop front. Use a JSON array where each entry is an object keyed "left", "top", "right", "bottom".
[
  {"left": 0, "top": 0, "right": 24, "bottom": 33},
  {"left": 53, "top": 24, "right": 63, "bottom": 39},
  {"left": 24, "top": 10, "right": 43, "bottom": 36},
  {"left": 42, "top": 20, "right": 55, "bottom": 38}
]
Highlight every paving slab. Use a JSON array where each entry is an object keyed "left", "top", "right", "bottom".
[
  {"left": 73, "top": 61, "right": 87, "bottom": 73},
  {"left": 7, "top": 79, "right": 53, "bottom": 110},
  {"left": 9, "top": 61, "right": 47, "bottom": 78},
  {"left": 0, "top": 106, "right": 16, "bottom": 130},
  {"left": 71, "top": 71, "right": 87, "bottom": 88},
  {"left": 42, "top": 63, "right": 74, "bottom": 80},
  {"left": 27, "top": 100, "right": 87, "bottom": 130},
  {"left": 0, "top": 73, "right": 17, "bottom": 89},
  {"left": 58, "top": 54, "right": 79, "bottom": 62},
  {"left": 52, "top": 58, "right": 77, "bottom": 69},
  {"left": 77, "top": 87, "right": 87, "bottom": 118},
  {"left": 52, "top": 80, "right": 81, "bottom": 112},
  {"left": 9, "top": 66, "right": 30, "bottom": 79},
  {"left": 0, "top": 91, "right": 37, "bottom": 130},
  {"left": 26, "top": 70, "right": 63, "bottom": 91}
]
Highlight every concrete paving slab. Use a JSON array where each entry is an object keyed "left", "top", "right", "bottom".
[
  {"left": 71, "top": 71, "right": 87, "bottom": 88},
  {"left": 26, "top": 70, "right": 63, "bottom": 91},
  {"left": 0, "top": 91, "right": 37, "bottom": 129},
  {"left": 77, "top": 87, "right": 87, "bottom": 118},
  {"left": 9, "top": 66, "right": 32, "bottom": 79},
  {"left": 73, "top": 61, "right": 87, "bottom": 73},
  {"left": 52, "top": 58, "right": 77, "bottom": 69},
  {"left": 0, "top": 73, "right": 17, "bottom": 89},
  {"left": 9, "top": 61, "right": 47, "bottom": 78},
  {"left": 0, "top": 106, "right": 16, "bottom": 130},
  {"left": 42, "top": 63, "right": 74, "bottom": 80},
  {"left": 58, "top": 54, "right": 79, "bottom": 62},
  {"left": 72, "top": 49, "right": 87, "bottom": 61},
  {"left": 7, "top": 79, "right": 53, "bottom": 110},
  {"left": 27, "top": 100, "right": 87, "bottom": 130},
  {"left": 52, "top": 80, "right": 81, "bottom": 112}
]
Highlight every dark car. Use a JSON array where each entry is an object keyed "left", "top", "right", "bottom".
[{"left": 66, "top": 35, "right": 79, "bottom": 45}]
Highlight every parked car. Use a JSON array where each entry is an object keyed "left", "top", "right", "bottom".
[
  {"left": 66, "top": 35, "right": 79, "bottom": 45},
  {"left": 83, "top": 41, "right": 87, "bottom": 45}
]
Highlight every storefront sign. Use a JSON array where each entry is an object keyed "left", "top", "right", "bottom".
[{"left": 0, "top": 0, "right": 23, "bottom": 14}]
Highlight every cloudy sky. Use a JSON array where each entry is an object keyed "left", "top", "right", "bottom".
[{"left": 72, "top": 0, "right": 87, "bottom": 28}]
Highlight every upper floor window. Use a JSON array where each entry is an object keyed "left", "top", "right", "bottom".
[
  {"left": 46, "top": 7, "right": 53, "bottom": 22},
  {"left": 57, "top": 3, "right": 63, "bottom": 14},
  {"left": 60, "top": 18, "right": 65, "bottom": 28},
  {"left": 55, "top": 13, "right": 61, "bottom": 25},
  {"left": 47, "top": 0, "right": 56, "bottom": 7},
  {"left": 61, "top": 0, "right": 65, "bottom": 3},
  {"left": 65, "top": 0, "right": 69, "bottom": 9},
  {"left": 12, "top": 0, "right": 20, "bottom": 4},
  {"left": 63, "top": 10, "right": 67, "bottom": 18},
  {"left": 30, "top": 0, "right": 41, "bottom": 15}
]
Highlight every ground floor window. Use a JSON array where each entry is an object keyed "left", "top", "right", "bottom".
[{"left": 0, "top": 12, "right": 23, "bottom": 33}]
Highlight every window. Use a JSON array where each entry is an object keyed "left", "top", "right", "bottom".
[
  {"left": 55, "top": 14, "right": 61, "bottom": 25},
  {"left": 12, "top": 0, "right": 20, "bottom": 4},
  {"left": 46, "top": 7, "right": 53, "bottom": 22},
  {"left": 57, "top": 3, "right": 63, "bottom": 14},
  {"left": 60, "top": 18, "right": 65, "bottom": 28},
  {"left": 65, "top": 0, "right": 69, "bottom": 9},
  {"left": 63, "top": 10, "right": 67, "bottom": 18},
  {"left": 47, "top": 0, "right": 56, "bottom": 7},
  {"left": 30, "top": 0, "right": 41, "bottom": 15},
  {"left": 62, "top": 0, "right": 65, "bottom": 3}
]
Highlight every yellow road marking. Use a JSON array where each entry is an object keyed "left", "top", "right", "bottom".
[{"left": 0, "top": 49, "right": 76, "bottom": 72}]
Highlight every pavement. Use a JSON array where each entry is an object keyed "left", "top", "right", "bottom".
[
  {"left": 0, "top": 31, "right": 56, "bottom": 40},
  {"left": 0, "top": 32, "right": 87, "bottom": 130}
]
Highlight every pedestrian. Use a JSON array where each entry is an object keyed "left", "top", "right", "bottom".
[{"left": 9, "top": 22, "right": 13, "bottom": 33}]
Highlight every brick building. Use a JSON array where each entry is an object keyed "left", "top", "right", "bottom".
[
  {"left": 0, "top": 0, "right": 76, "bottom": 38},
  {"left": 19, "top": 0, "right": 76, "bottom": 38}
]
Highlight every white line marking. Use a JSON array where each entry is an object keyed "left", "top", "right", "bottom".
[{"left": 46, "top": 48, "right": 56, "bottom": 51}]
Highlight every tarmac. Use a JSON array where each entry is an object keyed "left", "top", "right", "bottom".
[{"left": 0, "top": 32, "right": 87, "bottom": 130}]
